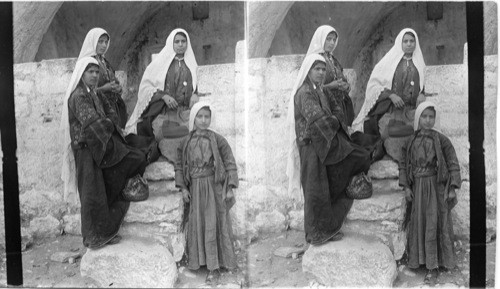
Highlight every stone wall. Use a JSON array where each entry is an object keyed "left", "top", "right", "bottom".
[
  {"left": 5, "top": 51, "right": 496, "bottom": 248},
  {"left": 268, "top": 2, "right": 466, "bottom": 66}
]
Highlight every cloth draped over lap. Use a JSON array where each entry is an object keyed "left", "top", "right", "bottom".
[
  {"left": 125, "top": 28, "right": 198, "bottom": 136},
  {"left": 174, "top": 102, "right": 238, "bottom": 271},
  {"left": 351, "top": 28, "right": 426, "bottom": 134}
]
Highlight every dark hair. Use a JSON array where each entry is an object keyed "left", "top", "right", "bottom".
[
  {"left": 175, "top": 32, "right": 187, "bottom": 39},
  {"left": 84, "top": 63, "right": 99, "bottom": 72},
  {"left": 327, "top": 31, "right": 338, "bottom": 38},
  {"left": 198, "top": 106, "right": 211, "bottom": 116},
  {"left": 403, "top": 32, "right": 415, "bottom": 39},
  {"left": 310, "top": 60, "right": 326, "bottom": 70},
  {"left": 423, "top": 106, "right": 436, "bottom": 115},
  {"left": 99, "top": 33, "right": 109, "bottom": 41}
]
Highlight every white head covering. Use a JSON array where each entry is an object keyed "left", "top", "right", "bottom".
[
  {"left": 285, "top": 54, "right": 326, "bottom": 201},
  {"left": 125, "top": 28, "right": 198, "bottom": 135},
  {"left": 413, "top": 101, "right": 441, "bottom": 132},
  {"left": 306, "top": 25, "right": 338, "bottom": 56},
  {"left": 352, "top": 28, "right": 426, "bottom": 132},
  {"left": 189, "top": 101, "right": 212, "bottom": 132},
  {"left": 60, "top": 57, "right": 99, "bottom": 204},
  {"left": 77, "top": 28, "right": 109, "bottom": 60}
]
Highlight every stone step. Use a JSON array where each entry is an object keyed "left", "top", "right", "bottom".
[
  {"left": 149, "top": 180, "right": 178, "bottom": 196},
  {"left": 144, "top": 158, "right": 175, "bottom": 182},
  {"left": 125, "top": 191, "right": 183, "bottom": 224},
  {"left": 372, "top": 178, "right": 401, "bottom": 192},
  {"left": 120, "top": 223, "right": 185, "bottom": 262},
  {"left": 302, "top": 232, "right": 397, "bottom": 287},
  {"left": 348, "top": 189, "right": 405, "bottom": 222},
  {"left": 80, "top": 235, "right": 178, "bottom": 288},
  {"left": 343, "top": 219, "right": 406, "bottom": 260},
  {"left": 368, "top": 159, "right": 399, "bottom": 180}
]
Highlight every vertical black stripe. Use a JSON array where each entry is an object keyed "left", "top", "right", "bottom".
[
  {"left": 0, "top": 2, "right": 23, "bottom": 286},
  {"left": 466, "top": 2, "right": 486, "bottom": 288}
]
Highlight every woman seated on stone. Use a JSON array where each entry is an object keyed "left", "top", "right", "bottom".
[
  {"left": 61, "top": 57, "right": 149, "bottom": 248},
  {"left": 286, "top": 54, "right": 371, "bottom": 245},
  {"left": 306, "top": 25, "right": 354, "bottom": 126},
  {"left": 125, "top": 28, "right": 199, "bottom": 141},
  {"left": 351, "top": 28, "right": 426, "bottom": 160},
  {"left": 78, "top": 28, "right": 127, "bottom": 129}
]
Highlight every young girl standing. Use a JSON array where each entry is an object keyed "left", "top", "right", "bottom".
[
  {"left": 175, "top": 102, "right": 238, "bottom": 284},
  {"left": 399, "top": 101, "right": 461, "bottom": 284}
]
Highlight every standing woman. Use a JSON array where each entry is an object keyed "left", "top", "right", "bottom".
[
  {"left": 125, "top": 28, "right": 199, "bottom": 140},
  {"left": 78, "top": 28, "right": 127, "bottom": 128},
  {"left": 286, "top": 54, "right": 371, "bottom": 244},
  {"left": 306, "top": 25, "right": 354, "bottom": 126},
  {"left": 352, "top": 28, "right": 426, "bottom": 144}
]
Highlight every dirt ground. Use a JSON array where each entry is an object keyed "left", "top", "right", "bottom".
[{"left": 0, "top": 231, "right": 495, "bottom": 288}]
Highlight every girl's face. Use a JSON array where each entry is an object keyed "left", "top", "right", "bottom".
[
  {"left": 194, "top": 108, "right": 211, "bottom": 131},
  {"left": 402, "top": 33, "right": 416, "bottom": 55},
  {"left": 308, "top": 62, "right": 326, "bottom": 85},
  {"left": 96, "top": 34, "right": 109, "bottom": 56},
  {"left": 173, "top": 33, "right": 188, "bottom": 55},
  {"left": 418, "top": 107, "right": 436, "bottom": 130},
  {"left": 323, "top": 32, "right": 337, "bottom": 53},
  {"left": 82, "top": 64, "right": 100, "bottom": 88}
]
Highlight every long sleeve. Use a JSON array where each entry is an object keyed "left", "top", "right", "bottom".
[
  {"left": 216, "top": 133, "right": 238, "bottom": 188},
  {"left": 440, "top": 134, "right": 461, "bottom": 189},
  {"left": 174, "top": 136, "right": 189, "bottom": 190},
  {"left": 399, "top": 136, "right": 411, "bottom": 188},
  {"left": 296, "top": 87, "right": 338, "bottom": 143}
]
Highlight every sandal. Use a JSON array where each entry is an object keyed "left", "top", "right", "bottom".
[
  {"left": 424, "top": 269, "right": 438, "bottom": 285},
  {"left": 206, "top": 269, "right": 220, "bottom": 285},
  {"left": 328, "top": 231, "right": 344, "bottom": 242}
]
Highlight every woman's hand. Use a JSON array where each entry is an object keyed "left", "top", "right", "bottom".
[
  {"left": 325, "top": 79, "right": 343, "bottom": 89},
  {"left": 226, "top": 188, "right": 234, "bottom": 202},
  {"left": 416, "top": 93, "right": 426, "bottom": 107},
  {"left": 338, "top": 81, "right": 350, "bottom": 92},
  {"left": 162, "top": 95, "right": 178, "bottom": 109},
  {"left": 389, "top": 94, "right": 405, "bottom": 109},
  {"left": 405, "top": 187, "right": 413, "bottom": 202},
  {"left": 189, "top": 93, "right": 199, "bottom": 109},
  {"left": 182, "top": 189, "right": 190, "bottom": 203},
  {"left": 111, "top": 81, "right": 122, "bottom": 93},
  {"left": 447, "top": 188, "right": 457, "bottom": 203},
  {"left": 99, "top": 82, "right": 114, "bottom": 92}
]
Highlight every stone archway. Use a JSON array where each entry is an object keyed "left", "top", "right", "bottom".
[{"left": 13, "top": 2, "right": 62, "bottom": 64}]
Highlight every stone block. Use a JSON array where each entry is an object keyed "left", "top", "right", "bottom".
[
  {"left": 80, "top": 236, "right": 178, "bottom": 288},
  {"left": 348, "top": 190, "right": 405, "bottom": 222},
  {"left": 368, "top": 159, "right": 399, "bottom": 179},
  {"left": 343, "top": 220, "right": 406, "bottom": 260},
  {"left": 124, "top": 192, "right": 183, "bottom": 224},
  {"left": 254, "top": 210, "right": 286, "bottom": 233},
  {"left": 452, "top": 181, "right": 470, "bottom": 239},
  {"left": 273, "top": 246, "right": 306, "bottom": 258},
  {"left": 149, "top": 180, "right": 178, "bottom": 196},
  {"left": 372, "top": 179, "right": 401, "bottom": 192},
  {"left": 20, "top": 189, "right": 65, "bottom": 221},
  {"left": 288, "top": 210, "right": 304, "bottom": 231},
  {"left": 63, "top": 214, "right": 81, "bottom": 236},
  {"left": 144, "top": 161, "right": 175, "bottom": 181},
  {"left": 302, "top": 233, "right": 397, "bottom": 287},
  {"left": 29, "top": 215, "right": 61, "bottom": 240},
  {"left": 50, "top": 251, "right": 81, "bottom": 263}
]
